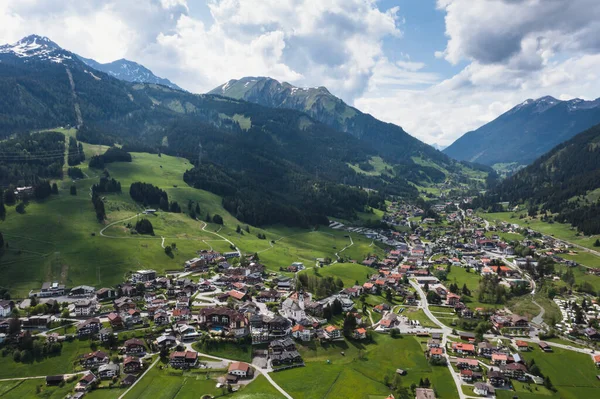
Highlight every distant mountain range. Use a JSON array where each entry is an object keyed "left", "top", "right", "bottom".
[
  {"left": 431, "top": 143, "right": 447, "bottom": 151},
  {"left": 0, "top": 34, "right": 181, "bottom": 90},
  {"left": 444, "top": 95, "right": 600, "bottom": 166}
]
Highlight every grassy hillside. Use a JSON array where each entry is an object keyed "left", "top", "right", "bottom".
[{"left": 0, "top": 132, "right": 386, "bottom": 296}]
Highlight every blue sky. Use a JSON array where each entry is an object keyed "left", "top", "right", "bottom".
[{"left": 1, "top": 0, "right": 600, "bottom": 146}]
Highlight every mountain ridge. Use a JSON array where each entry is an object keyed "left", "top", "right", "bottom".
[
  {"left": 444, "top": 95, "right": 600, "bottom": 166},
  {"left": 208, "top": 76, "right": 483, "bottom": 186},
  {"left": 0, "top": 34, "right": 182, "bottom": 90}
]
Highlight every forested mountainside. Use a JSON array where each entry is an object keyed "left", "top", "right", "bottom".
[
  {"left": 472, "top": 122, "right": 600, "bottom": 234},
  {"left": 209, "top": 77, "right": 476, "bottom": 175},
  {"left": 444, "top": 96, "right": 600, "bottom": 167},
  {"left": 0, "top": 35, "right": 424, "bottom": 226}
]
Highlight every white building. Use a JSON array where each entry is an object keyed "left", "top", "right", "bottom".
[{"left": 0, "top": 300, "right": 12, "bottom": 318}]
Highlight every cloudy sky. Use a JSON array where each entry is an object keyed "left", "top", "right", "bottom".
[{"left": 2, "top": 0, "right": 600, "bottom": 146}]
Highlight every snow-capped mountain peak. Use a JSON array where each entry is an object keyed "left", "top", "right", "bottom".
[{"left": 0, "top": 34, "right": 72, "bottom": 63}]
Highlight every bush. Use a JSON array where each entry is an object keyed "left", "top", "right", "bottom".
[
  {"left": 135, "top": 219, "right": 154, "bottom": 235},
  {"left": 15, "top": 202, "right": 26, "bottom": 214},
  {"left": 212, "top": 214, "right": 224, "bottom": 225}
]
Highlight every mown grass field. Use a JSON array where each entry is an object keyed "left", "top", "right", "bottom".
[
  {"left": 272, "top": 334, "right": 457, "bottom": 399},
  {"left": 123, "top": 362, "right": 222, "bottom": 399},
  {"left": 560, "top": 251, "right": 600, "bottom": 268},
  {"left": 507, "top": 292, "right": 561, "bottom": 325}
]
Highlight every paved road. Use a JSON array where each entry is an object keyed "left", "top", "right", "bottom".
[
  {"left": 409, "top": 280, "right": 451, "bottom": 332},
  {"left": 410, "top": 280, "right": 472, "bottom": 399}
]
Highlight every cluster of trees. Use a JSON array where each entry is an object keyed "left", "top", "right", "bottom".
[
  {"left": 296, "top": 273, "right": 344, "bottom": 298},
  {"left": 477, "top": 275, "right": 509, "bottom": 304},
  {"left": 0, "top": 131, "right": 65, "bottom": 187},
  {"left": 67, "top": 137, "right": 85, "bottom": 166},
  {"left": 92, "top": 176, "right": 122, "bottom": 194},
  {"left": 129, "top": 182, "right": 168, "bottom": 208},
  {"left": 1, "top": 330, "right": 62, "bottom": 364},
  {"left": 448, "top": 283, "right": 471, "bottom": 296},
  {"left": 186, "top": 200, "right": 200, "bottom": 219},
  {"left": 67, "top": 167, "right": 84, "bottom": 179},
  {"left": 89, "top": 147, "right": 132, "bottom": 169},
  {"left": 91, "top": 192, "right": 105, "bottom": 221},
  {"left": 135, "top": 219, "right": 154, "bottom": 235},
  {"left": 520, "top": 257, "right": 555, "bottom": 281}
]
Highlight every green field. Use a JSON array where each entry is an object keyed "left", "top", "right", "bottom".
[
  {"left": 485, "top": 230, "right": 525, "bottom": 243},
  {"left": 560, "top": 251, "right": 600, "bottom": 268},
  {"left": 347, "top": 156, "right": 395, "bottom": 177},
  {"left": 192, "top": 341, "right": 253, "bottom": 363},
  {"left": 122, "top": 361, "right": 281, "bottom": 399},
  {"left": 445, "top": 266, "right": 495, "bottom": 309},
  {"left": 518, "top": 346, "right": 600, "bottom": 399},
  {"left": 480, "top": 212, "right": 600, "bottom": 252},
  {"left": 404, "top": 308, "right": 438, "bottom": 328},
  {"left": 123, "top": 362, "right": 222, "bottom": 399},
  {"left": 299, "top": 262, "right": 376, "bottom": 288},
  {"left": 272, "top": 334, "right": 457, "bottom": 399},
  {"left": 0, "top": 379, "right": 76, "bottom": 399},
  {"left": 0, "top": 338, "right": 97, "bottom": 379},
  {"left": 554, "top": 264, "right": 600, "bottom": 293}
]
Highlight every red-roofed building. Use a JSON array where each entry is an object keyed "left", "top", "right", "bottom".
[
  {"left": 452, "top": 342, "right": 475, "bottom": 355},
  {"left": 429, "top": 347, "right": 443, "bottom": 359},
  {"left": 353, "top": 328, "right": 367, "bottom": 340}
]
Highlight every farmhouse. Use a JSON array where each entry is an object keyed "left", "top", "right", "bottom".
[{"left": 228, "top": 361, "right": 253, "bottom": 381}]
